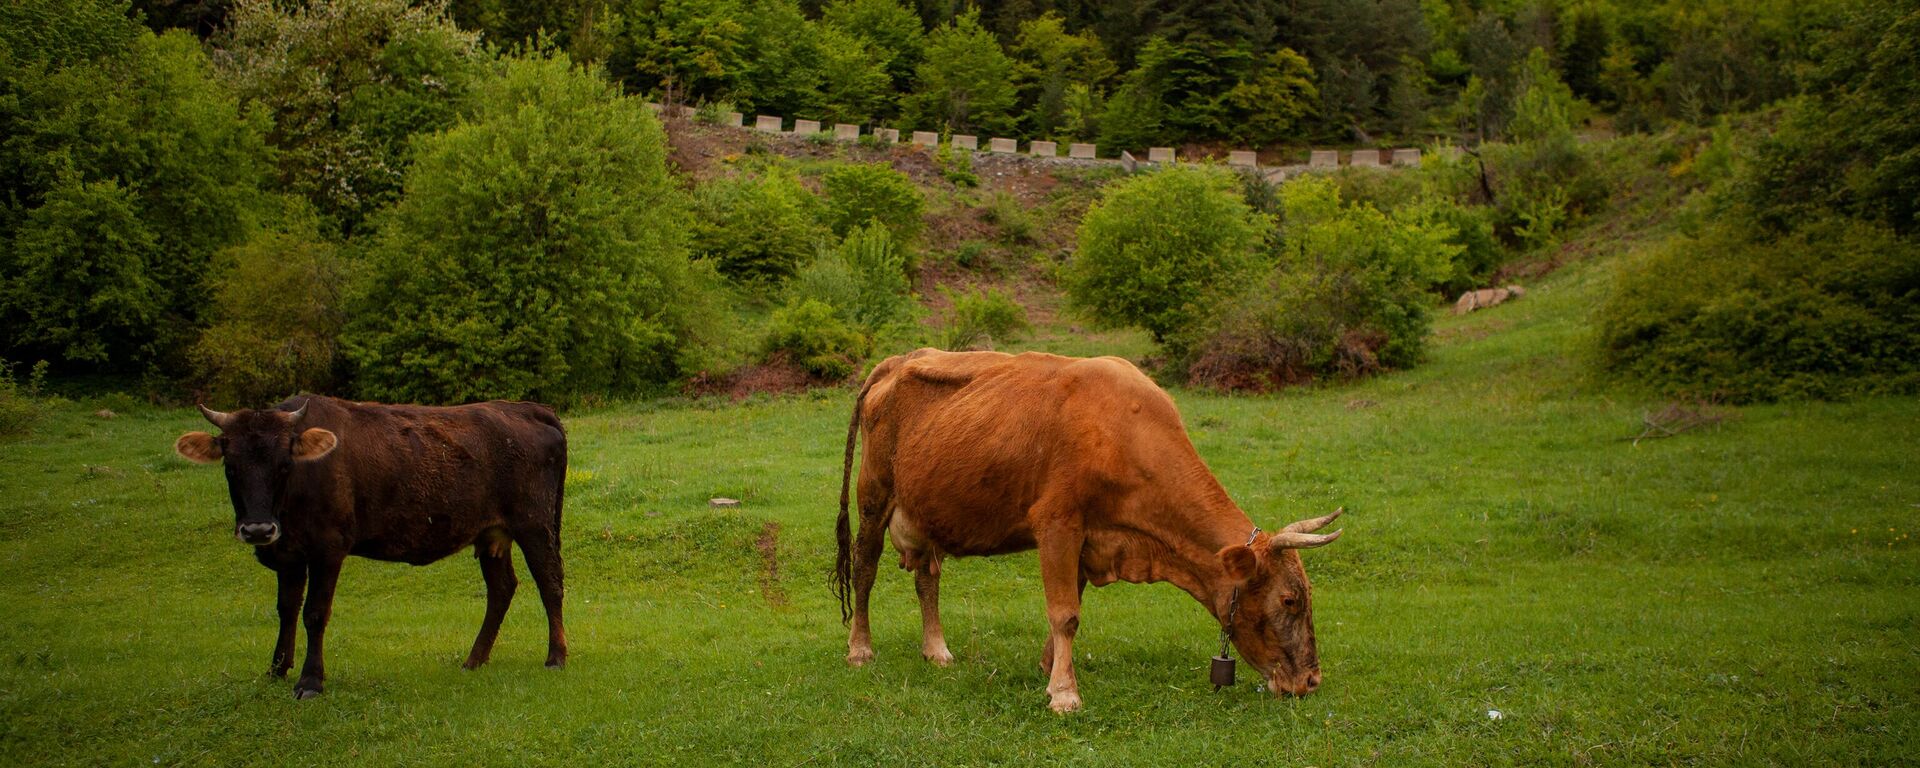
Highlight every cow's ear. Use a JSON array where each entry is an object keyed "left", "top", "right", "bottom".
[
  {"left": 293, "top": 428, "right": 337, "bottom": 461},
  {"left": 1218, "top": 545, "right": 1258, "bottom": 583},
  {"left": 175, "top": 432, "right": 222, "bottom": 464}
]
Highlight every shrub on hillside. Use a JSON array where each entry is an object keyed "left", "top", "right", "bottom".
[
  {"left": 1065, "top": 166, "right": 1273, "bottom": 342},
  {"left": 690, "top": 169, "right": 828, "bottom": 286},
  {"left": 0, "top": 361, "right": 54, "bottom": 438},
  {"left": 344, "top": 53, "right": 724, "bottom": 404},
  {"left": 939, "top": 286, "right": 1028, "bottom": 350},
  {"left": 821, "top": 163, "right": 923, "bottom": 245},
  {"left": 1595, "top": 218, "right": 1920, "bottom": 402},
  {"left": 1176, "top": 177, "right": 1456, "bottom": 390},
  {"left": 761, "top": 299, "right": 870, "bottom": 382},
  {"left": 786, "top": 222, "right": 918, "bottom": 336},
  {"left": 189, "top": 211, "right": 347, "bottom": 405}
]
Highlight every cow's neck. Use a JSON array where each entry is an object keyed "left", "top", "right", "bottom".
[{"left": 1089, "top": 473, "right": 1257, "bottom": 624}]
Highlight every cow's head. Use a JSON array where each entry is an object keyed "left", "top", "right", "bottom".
[
  {"left": 174, "top": 403, "right": 337, "bottom": 545},
  {"left": 1217, "top": 508, "right": 1343, "bottom": 697}
]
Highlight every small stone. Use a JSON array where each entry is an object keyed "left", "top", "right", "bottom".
[
  {"left": 709, "top": 498, "right": 742, "bottom": 508},
  {"left": 1487, "top": 709, "right": 1504, "bottom": 720},
  {"left": 95, "top": 409, "right": 115, "bottom": 419}
]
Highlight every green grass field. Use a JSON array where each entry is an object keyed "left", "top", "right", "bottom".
[{"left": 3, "top": 258, "right": 1915, "bottom": 766}]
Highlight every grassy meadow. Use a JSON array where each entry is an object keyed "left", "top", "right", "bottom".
[{"left": 2, "top": 258, "right": 1916, "bottom": 766}]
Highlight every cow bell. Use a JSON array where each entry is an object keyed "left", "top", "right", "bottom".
[{"left": 1210, "top": 654, "right": 1236, "bottom": 690}]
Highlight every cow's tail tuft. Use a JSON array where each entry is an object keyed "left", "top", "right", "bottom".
[{"left": 834, "top": 375, "right": 875, "bottom": 626}]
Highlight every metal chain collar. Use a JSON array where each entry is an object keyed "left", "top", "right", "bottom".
[{"left": 1216, "top": 526, "right": 1261, "bottom": 658}]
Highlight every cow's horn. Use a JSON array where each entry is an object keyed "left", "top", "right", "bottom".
[
  {"left": 1269, "top": 528, "right": 1342, "bottom": 550},
  {"left": 1282, "top": 507, "right": 1343, "bottom": 534},
  {"left": 287, "top": 401, "right": 308, "bottom": 423},
  {"left": 198, "top": 404, "right": 234, "bottom": 430}
]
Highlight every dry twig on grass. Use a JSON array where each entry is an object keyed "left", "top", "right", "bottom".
[{"left": 1627, "top": 400, "right": 1730, "bottom": 445}]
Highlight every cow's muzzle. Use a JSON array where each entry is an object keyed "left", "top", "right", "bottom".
[
  {"left": 236, "top": 521, "right": 280, "bottom": 546},
  {"left": 1269, "top": 669, "right": 1322, "bottom": 697}
]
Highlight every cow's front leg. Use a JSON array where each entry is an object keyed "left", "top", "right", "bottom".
[
  {"left": 1039, "top": 574, "right": 1085, "bottom": 678},
  {"left": 294, "top": 553, "right": 345, "bottom": 699},
  {"left": 271, "top": 564, "right": 307, "bottom": 677},
  {"left": 1034, "top": 519, "right": 1086, "bottom": 713}
]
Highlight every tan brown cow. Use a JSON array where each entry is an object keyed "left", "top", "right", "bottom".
[{"left": 833, "top": 349, "right": 1343, "bottom": 712}]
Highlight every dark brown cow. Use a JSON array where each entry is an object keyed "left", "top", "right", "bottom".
[
  {"left": 833, "top": 349, "right": 1343, "bottom": 712},
  {"left": 174, "top": 395, "right": 567, "bottom": 699}
]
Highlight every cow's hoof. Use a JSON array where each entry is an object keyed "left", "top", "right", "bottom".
[
  {"left": 1048, "top": 692, "right": 1083, "bottom": 714},
  {"left": 269, "top": 665, "right": 291, "bottom": 679},
  {"left": 544, "top": 659, "right": 566, "bottom": 670},
  {"left": 846, "top": 647, "right": 874, "bottom": 667},
  {"left": 292, "top": 683, "right": 324, "bottom": 700},
  {"left": 923, "top": 647, "right": 954, "bottom": 667},
  {"left": 461, "top": 658, "right": 487, "bottom": 671}
]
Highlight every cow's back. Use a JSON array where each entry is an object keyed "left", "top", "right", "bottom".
[
  {"left": 861, "top": 351, "right": 1191, "bottom": 556},
  {"left": 281, "top": 396, "right": 566, "bottom": 563}
]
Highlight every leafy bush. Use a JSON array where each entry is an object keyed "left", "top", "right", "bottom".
[
  {"left": 1176, "top": 177, "right": 1456, "bottom": 390},
  {"left": 820, "top": 162, "right": 923, "bottom": 244},
  {"left": 933, "top": 141, "right": 978, "bottom": 187},
  {"left": 188, "top": 211, "right": 347, "bottom": 405},
  {"left": 761, "top": 299, "right": 870, "bottom": 381},
  {"left": 1595, "top": 218, "right": 1920, "bottom": 403},
  {"left": 1065, "top": 166, "right": 1273, "bottom": 342},
  {"left": 0, "top": 360, "right": 53, "bottom": 438},
  {"left": 1409, "top": 199, "right": 1503, "bottom": 296},
  {"left": 786, "top": 222, "right": 918, "bottom": 336},
  {"left": 0, "top": 9, "right": 271, "bottom": 373},
  {"left": 344, "top": 53, "right": 724, "bottom": 404},
  {"left": 689, "top": 168, "right": 828, "bottom": 285},
  {"left": 981, "top": 191, "right": 1037, "bottom": 245},
  {"left": 1483, "top": 49, "right": 1602, "bottom": 250},
  {"left": 215, "top": 0, "right": 485, "bottom": 237},
  {"left": 939, "top": 286, "right": 1029, "bottom": 350}
]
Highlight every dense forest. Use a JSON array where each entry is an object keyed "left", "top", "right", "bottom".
[
  {"left": 125, "top": 0, "right": 1858, "bottom": 148},
  {"left": 1, "top": 0, "right": 1915, "bottom": 413}
]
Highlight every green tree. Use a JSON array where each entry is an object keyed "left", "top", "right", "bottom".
[
  {"left": 910, "top": 10, "right": 1017, "bottom": 135},
  {"left": 1065, "top": 166, "right": 1273, "bottom": 342},
  {"left": 1010, "top": 13, "right": 1115, "bottom": 140},
  {"left": 214, "top": 0, "right": 485, "bottom": 237},
  {"left": 821, "top": 0, "right": 923, "bottom": 93},
  {"left": 1, "top": 1, "right": 271, "bottom": 371},
  {"left": 345, "top": 53, "right": 723, "bottom": 403},
  {"left": 814, "top": 24, "right": 894, "bottom": 125},
  {"left": 614, "top": 0, "right": 749, "bottom": 103},
  {"left": 1224, "top": 47, "right": 1318, "bottom": 144},
  {"left": 189, "top": 206, "right": 348, "bottom": 405}
]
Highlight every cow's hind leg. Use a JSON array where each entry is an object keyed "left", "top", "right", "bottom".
[
  {"left": 517, "top": 531, "right": 568, "bottom": 669},
  {"left": 464, "top": 530, "right": 517, "bottom": 670},
  {"left": 846, "top": 489, "right": 892, "bottom": 666}
]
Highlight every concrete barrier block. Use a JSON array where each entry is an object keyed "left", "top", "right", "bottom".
[
  {"left": 1350, "top": 149, "right": 1382, "bottom": 167},
  {"left": 833, "top": 123, "right": 859, "bottom": 141},
  {"left": 1391, "top": 148, "right": 1421, "bottom": 166},
  {"left": 1030, "top": 140, "right": 1058, "bottom": 157},
  {"left": 646, "top": 102, "right": 664, "bottom": 113},
  {"left": 754, "top": 115, "right": 783, "bottom": 133},
  {"left": 1069, "top": 143, "right": 1096, "bottom": 159},
  {"left": 952, "top": 134, "right": 978, "bottom": 150},
  {"left": 724, "top": 112, "right": 744, "bottom": 127},
  {"left": 875, "top": 128, "right": 900, "bottom": 143},
  {"left": 793, "top": 119, "right": 821, "bottom": 135},
  {"left": 911, "top": 131, "right": 938, "bottom": 148},
  {"left": 1309, "top": 150, "right": 1339, "bottom": 168},
  {"left": 1147, "top": 147, "right": 1175, "bottom": 163},
  {"left": 1121, "top": 150, "right": 1138, "bottom": 173},
  {"left": 989, "top": 137, "right": 1018, "bottom": 153},
  {"left": 1228, "top": 150, "right": 1258, "bottom": 168}
]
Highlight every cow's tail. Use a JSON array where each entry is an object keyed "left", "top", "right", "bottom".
[{"left": 834, "top": 374, "right": 876, "bottom": 625}]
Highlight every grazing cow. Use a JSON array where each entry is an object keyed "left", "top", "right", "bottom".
[
  {"left": 833, "top": 350, "right": 1343, "bottom": 712},
  {"left": 173, "top": 395, "right": 568, "bottom": 699}
]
